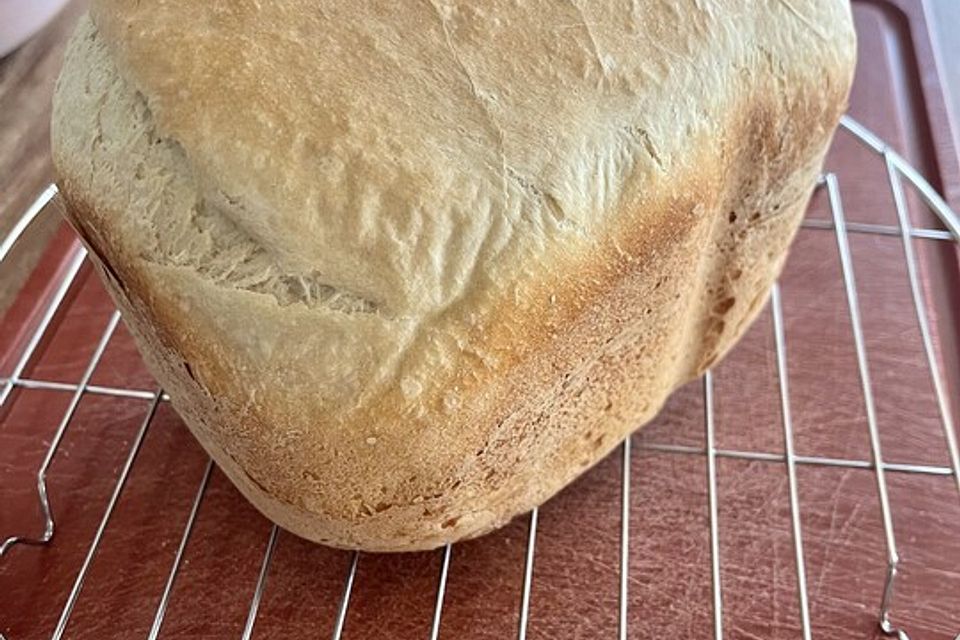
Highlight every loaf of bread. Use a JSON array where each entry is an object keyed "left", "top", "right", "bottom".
[{"left": 52, "top": 1, "right": 855, "bottom": 551}]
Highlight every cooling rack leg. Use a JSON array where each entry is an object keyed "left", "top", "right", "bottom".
[
  {"left": 331, "top": 551, "right": 360, "bottom": 640},
  {"left": 429, "top": 544, "right": 453, "bottom": 640},
  {"left": 770, "top": 284, "right": 813, "bottom": 640},
  {"left": 516, "top": 507, "right": 539, "bottom": 640},
  {"left": 50, "top": 390, "right": 163, "bottom": 640},
  {"left": 703, "top": 372, "right": 724, "bottom": 640},
  {"left": 0, "top": 310, "right": 121, "bottom": 557},
  {"left": 240, "top": 524, "right": 280, "bottom": 640},
  {"left": 619, "top": 437, "right": 631, "bottom": 640},
  {"left": 147, "top": 458, "right": 215, "bottom": 640},
  {"left": 884, "top": 150, "right": 960, "bottom": 636},
  {"left": 824, "top": 172, "right": 914, "bottom": 640}
]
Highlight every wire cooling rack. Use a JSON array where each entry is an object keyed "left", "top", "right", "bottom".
[{"left": 0, "top": 116, "right": 958, "bottom": 640}]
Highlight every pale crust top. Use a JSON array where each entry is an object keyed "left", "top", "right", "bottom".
[{"left": 72, "top": 0, "right": 856, "bottom": 400}]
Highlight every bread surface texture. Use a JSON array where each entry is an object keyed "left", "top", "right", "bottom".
[{"left": 52, "top": 1, "right": 856, "bottom": 550}]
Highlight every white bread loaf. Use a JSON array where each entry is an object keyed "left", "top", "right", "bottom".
[{"left": 52, "top": 1, "right": 856, "bottom": 551}]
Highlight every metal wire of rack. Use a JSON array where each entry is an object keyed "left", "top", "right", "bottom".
[{"left": 0, "top": 116, "right": 959, "bottom": 640}]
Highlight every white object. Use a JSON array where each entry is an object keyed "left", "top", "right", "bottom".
[{"left": 0, "top": 0, "right": 71, "bottom": 58}]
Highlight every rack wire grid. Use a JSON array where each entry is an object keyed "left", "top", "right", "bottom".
[{"left": 0, "top": 115, "right": 958, "bottom": 640}]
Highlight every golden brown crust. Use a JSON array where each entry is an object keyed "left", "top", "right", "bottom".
[{"left": 53, "top": 3, "right": 855, "bottom": 551}]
